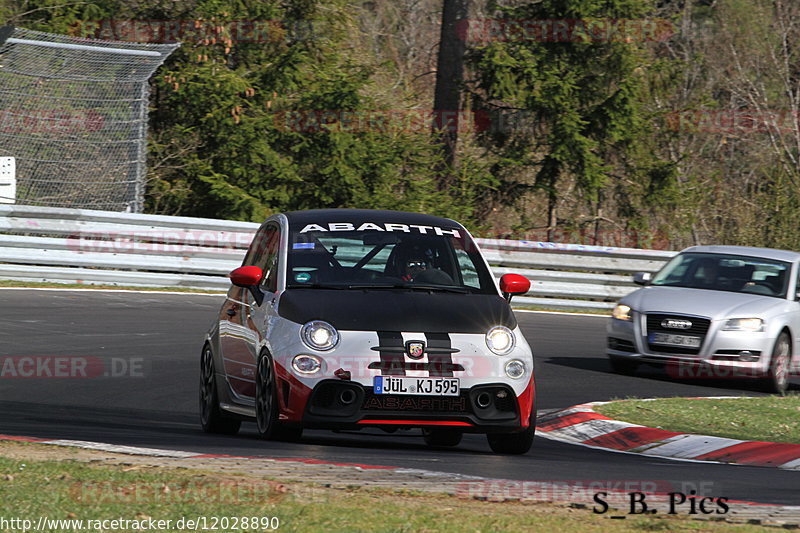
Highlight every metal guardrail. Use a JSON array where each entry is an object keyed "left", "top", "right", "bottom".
[{"left": 0, "top": 205, "right": 677, "bottom": 310}]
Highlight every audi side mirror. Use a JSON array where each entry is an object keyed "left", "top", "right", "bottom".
[{"left": 632, "top": 272, "right": 652, "bottom": 286}]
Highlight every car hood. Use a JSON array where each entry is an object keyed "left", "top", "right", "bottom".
[
  {"left": 278, "top": 289, "right": 516, "bottom": 333},
  {"left": 623, "top": 286, "right": 784, "bottom": 319}
]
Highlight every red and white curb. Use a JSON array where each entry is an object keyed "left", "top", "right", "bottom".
[{"left": 537, "top": 399, "right": 800, "bottom": 470}]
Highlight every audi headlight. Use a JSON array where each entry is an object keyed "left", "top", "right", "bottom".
[
  {"left": 301, "top": 320, "right": 339, "bottom": 351},
  {"left": 722, "top": 318, "right": 765, "bottom": 332},
  {"left": 486, "top": 326, "right": 515, "bottom": 355},
  {"left": 612, "top": 304, "right": 633, "bottom": 321}
]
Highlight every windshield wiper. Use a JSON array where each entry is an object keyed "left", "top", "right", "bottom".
[
  {"left": 286, "top": 283, "right": 348, "bottom": 290},
  {"left": 404, "top": 284, "right": 470, "bottom": 293},
  {"left": 345, "top": 283, "right": 470, "bottom": 293},
  {"left": 345, "top": 283, "right": 406, "bottom": 290}
]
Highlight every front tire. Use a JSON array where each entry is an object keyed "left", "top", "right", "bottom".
[
  {"left": 486, "top": 405, "right": 536, "bottom": 455},
  {"left": 255, "top": 352, "right": 303, "bottom": 441},
  {"left": 199, "top": 345, "right": 241, "bottom": 435},
  {"left": 763, "top": 332, "right": 790, "bottom": 395}
]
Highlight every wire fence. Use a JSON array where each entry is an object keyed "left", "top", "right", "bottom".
[{"left": 0, "top": 27, "right": 178, "bottom": 211}]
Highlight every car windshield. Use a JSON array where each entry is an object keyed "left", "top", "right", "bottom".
[
  {"left": 650, "top": 252, "right": 791, "bottom": 298},
  {"left": 286, "top": 226, "right": 496, "bottom": 294}
]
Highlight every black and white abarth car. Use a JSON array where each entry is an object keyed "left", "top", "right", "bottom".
[{"left": 200, "top": 209, "right": 536, "bottom": 453}]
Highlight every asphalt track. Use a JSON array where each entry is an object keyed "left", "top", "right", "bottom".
[{"left": 0, "top": 290, "right": 798, "bottom": 506}]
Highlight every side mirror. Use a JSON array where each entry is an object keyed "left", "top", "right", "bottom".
[
  {"left": 499, "top": 273, "right": 531, "bottom": 302},
  {"left": 632, "top": 272, "right": 652, "bottom": 286},
  {"left": 229, "top": 266, "right": 265, "bottom": 305}
]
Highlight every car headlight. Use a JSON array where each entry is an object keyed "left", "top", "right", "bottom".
[
  {"left": 301, "top": 320, "right": 339, "bottom": 351},
  {"left": 292, "top": 354, "right": 322, "bottom": 374},
  {"left": 486, "top": 326, "right": 515, "bottom": 355},
  {"left": 722, "top": 318, "right": 765, "bottom": 332},
  {"left": 612, "top": 304, "right": 633, "bottom": 321}
]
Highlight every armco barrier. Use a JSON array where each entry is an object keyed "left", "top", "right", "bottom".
[{"left": 0, "top": 205, "right": 676, "bottom": 309}]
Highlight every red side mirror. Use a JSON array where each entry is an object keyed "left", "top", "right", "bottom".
[
  {"left": 230, "top": 266, "right": 263, "bottom": 287},
  {"left": 499, "top": 273, "right": 530, "bottom": 301}
]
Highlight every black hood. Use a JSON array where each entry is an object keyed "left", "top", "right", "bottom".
[{"left": 278, "top": 289, "right": 516, "bottom": 333}]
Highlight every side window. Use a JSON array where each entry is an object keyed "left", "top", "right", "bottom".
[
  {"left": 795, "top": 266, "right": 800, "bottom": 299},
  {"left": 453, "top": 248, "right": 481, "bottom": 288},
  {"left": 242, "top": 224, "right": 281, "bottom": 292}
]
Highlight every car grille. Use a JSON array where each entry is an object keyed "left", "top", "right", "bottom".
[{"left": 645, "top": 314, "right": 711, "bottom": 355}]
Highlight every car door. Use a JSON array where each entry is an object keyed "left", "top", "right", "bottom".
[
  {"left": 791, "top": 261, "right": 800, "bottom": 372},
  {"left": 218, "top": 222, "right": 281, "bottom": 400}
]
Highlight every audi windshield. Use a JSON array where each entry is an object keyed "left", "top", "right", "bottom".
[{"left": 650, "top": 253, "right": 791, "bottom": 298}]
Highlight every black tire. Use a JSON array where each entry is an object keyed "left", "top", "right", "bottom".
[
  {"left": 763, "top": 332, "right": 791, "bottom": 395},
  {"left": 199, "top": 345, "right": 241, "bottom": 435},
  {"left": 608, "top": 355, "right": 639, "bottom": 375},
  {"left": 486, "top": 404, "right": 536, "bottom": 455},
  {"left": 423, "top": 428, "right": 463, "bottom": 448},
  {"left": 255, "top": 352, "right": 303, "bottom": 441}
]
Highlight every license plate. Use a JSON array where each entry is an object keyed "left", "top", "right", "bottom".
[
  {"left": 373, "top": 376, "right": 460, "bottom": 396},
  {"left": 650, "top": 332, "right": 701, "bottom": 348}
]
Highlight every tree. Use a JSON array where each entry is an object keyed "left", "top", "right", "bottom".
[
  {"left": 432, "top": 0, "right": 469, "bottom": 175},
  {"left": 467, "top": 0, "right": 671, "bottom": 240}
]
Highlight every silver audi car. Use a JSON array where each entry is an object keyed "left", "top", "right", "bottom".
[{"left": 607, "top": 245, "right": 800, "bottom": 393}]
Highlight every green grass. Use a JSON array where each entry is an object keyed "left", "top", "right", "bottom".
[
  {"left": 0, "top": 279, "right": 225, "bottom": 293},
  {"left": 595, "top": 396, "right": 800, "bottom": 444},
  {"left": 0, "top": 443, "right": 776, "bottom": 533}
]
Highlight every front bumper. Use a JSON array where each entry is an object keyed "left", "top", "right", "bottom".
[
  {"left": 300, "top": 379, "right": 532, "bottom": 433},
  {"left": 607, "top": 313, "right": 773, "bottom": 375}
]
